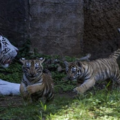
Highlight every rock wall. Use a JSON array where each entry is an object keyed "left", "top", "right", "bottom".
[
  {"left": 28, "top": 0, "right": 84, "bottom": 57},
  {"left": 0, "top": 0, "right": 120, "bottom": 59},
  {"left": 0, "top": 0, "right": 26, "bottom": 47},
  {"left": 84, "top": 0, "right": 120, "bottom": 59}
]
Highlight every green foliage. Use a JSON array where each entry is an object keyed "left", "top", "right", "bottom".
[
  {"left": 64, "top": 56, "right": 76, "bottom": 62},
  {"left": 0, "top": 104, "right": 39, "bottom": 120},
  {"left": 52, "top": 72, "right": 65, "bottom": 81},
  {"left": 51, "top": 72, "right": 75, "bottom": 92},
  {"left": 0, "top": 62, "right": 22, "bottom": 83},
  {"left": 17, "top": 39, "right": 31, "bottom": 59}
]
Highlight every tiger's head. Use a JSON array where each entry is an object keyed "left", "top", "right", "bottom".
[
  {"left": 20, "top": 58, "right": 45, "bottom": 83},
  {"left": 64, "top": 61, "right": 83, "bottom": 81},
  {"left": 0, "top": 35, "right": 18, "bottom": 68},
  {"left": 64, "top": 54, "right": 91, "bottom": 81}
]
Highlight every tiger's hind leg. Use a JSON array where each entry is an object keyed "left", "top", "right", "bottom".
[
  {"left": 116, "top": 77, "right": 120, "bottom": 88},
  {"left": 73, "top": 78, "right": 96, "bottom": 94},
  {"left": 113, "top": 71, "right": 120, "bottom": 89},
  {"left": 45, "top": 90, "right": 54, "bottom": 103}
]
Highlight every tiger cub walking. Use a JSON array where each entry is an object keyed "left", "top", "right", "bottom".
[
  {"left": 65, "top": 49, "right": 120, "bottom": 94},
  {"left": 20, "top": 58, "right": 54, "bottom": 103}
]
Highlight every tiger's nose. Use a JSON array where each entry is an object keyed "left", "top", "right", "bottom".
[{"left": 30, "top": 73, "right": 36, "bottom": 77}]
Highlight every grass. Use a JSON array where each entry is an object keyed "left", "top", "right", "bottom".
[
  {"left": 0, "top": 61, "right": 120, "bottom": 120},
  {"left": 0, "top": 89, "right": 120, "bottom": 120}
]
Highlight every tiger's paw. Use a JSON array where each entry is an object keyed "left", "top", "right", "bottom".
[
  {"left": 27, "top": 86, "right": 36, "bottom": 95},
  {"left": 73, "top": 87, "right": 83, "bottom": 94},
  {"left": 73, "top": 87, "right": 79, "bottom": 93}
]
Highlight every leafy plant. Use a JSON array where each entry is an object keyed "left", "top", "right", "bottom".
[{"left": 17, "top": 39, "right": 31, "bottom": 59}]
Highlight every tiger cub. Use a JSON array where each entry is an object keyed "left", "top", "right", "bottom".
[
  {"left": 20, "top": 58, "right": 54, "bottom": 103},
  {"left": 65, "top": 49, "right": 120, "bottom": 94}
]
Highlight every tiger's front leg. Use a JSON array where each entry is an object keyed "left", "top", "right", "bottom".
[
  {"left": 20, "top": 82, "right": 31, "bottom": 102},
  {"left": 26, "top": 83, "right": 44, "bottom": 95},
  {"left": 73, "top": 78, "right": 96, "bottom": 94}
]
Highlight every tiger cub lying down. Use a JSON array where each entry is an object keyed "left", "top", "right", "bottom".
[
  {"left": 20, "top": 58, "right": 54, "bottom": 103},
  {"left": 65, "top": 49, "right": 120, "bottom": 94}
]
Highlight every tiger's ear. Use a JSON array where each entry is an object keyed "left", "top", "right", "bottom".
[
  {"left": 77, "top": 61, "right": 82, "bottom": 67},
  {"left": 64, "top": 61, "right": 69, "bottom": 66},
  {"left": 79, "top": 53, "right": 91, "bottom": 61},
  {"left": 39, "top": 57, "right": 45, "bottom": 63},
  {"left": 64, "top": 61, "right": 70, "bottom": 72},
  {"left": 19, "top": 58, "right": 26, "bottom": 64}
]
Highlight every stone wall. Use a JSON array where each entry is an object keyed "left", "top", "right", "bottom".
[
  {"left": 0, "top": 0, "right": 120, "bottom": 59},
  {"left": 28, "top": 0, "right": 84, "bottom": 57},
  {"left": 0, "top": 0, "right": 26, "bottom": 47},
  {"left": 84, "top": 0, "right": 120, "bottom": 59}
]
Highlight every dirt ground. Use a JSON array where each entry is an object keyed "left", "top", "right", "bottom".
[
  {"left": 0, "top": 91, "right": 76, "bottom": 107},
  {"left": 0, "top": 96, "right": 23, "bottom": 107}
]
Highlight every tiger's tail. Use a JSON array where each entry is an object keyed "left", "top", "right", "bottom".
[{"left": 109, "top": 49, "right": 120, "bottom": 59}]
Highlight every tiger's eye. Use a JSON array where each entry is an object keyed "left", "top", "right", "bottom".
[
  {"left": 72, "top": 67, "right": 76, "bottom": 72},
  {"left": 25, "top": 63, "right": 30, "bottom": 69},
  {"left": 35, "top": 63, "right": 39, "bottom": 69}
]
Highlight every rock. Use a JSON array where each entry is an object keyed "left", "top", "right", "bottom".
[{"left": 84, "top": 0, "right": 120, "bottom": 59}]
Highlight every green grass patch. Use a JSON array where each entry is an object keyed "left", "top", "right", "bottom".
[{"left": 0, "top": 89, "right": 120, "bottom": 120}]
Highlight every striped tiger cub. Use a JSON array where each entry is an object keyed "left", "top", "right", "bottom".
[
  {"left": 20, "top": 58, "right": 54, "bottom": 103},
  {"left": 65, "top": 49, "right": 120, "bottom": 94}
]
